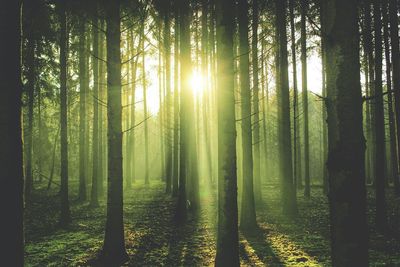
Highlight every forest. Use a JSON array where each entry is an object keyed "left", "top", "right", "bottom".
[{"left": 1, "top": 0, "right": 400, "bottom": 266}]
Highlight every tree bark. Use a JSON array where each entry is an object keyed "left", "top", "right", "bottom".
[
  {"left": 324, "top": 0, "right": 369, "bottom": 265},
  {"left": 0, "top": 1, "right": 24, "bottom": 264},
  {"left": 276, "top": 0, "right": 298, "bottom": 217},
  {"left": 100, "top": 1, "right": 128, "bottom": 264},
  {"left": 214, "top": 0, "right": 240, "bottom": 265},
  {"left": 238, "top": 0, "right": 257, "bottom": 230}
]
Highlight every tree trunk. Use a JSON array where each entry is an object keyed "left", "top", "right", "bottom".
[
  {"left": 389, "top": 0, "right": 400, "bottom": 193},
  {"left": 289, "top": 0, "right": 302, "bottom": 190},
  {"left": 78, "top": 16, "right": 87, "bottom": 201},
  {"left": 383, "top": 0, "right": 400, "bottom": 195},
  {"left": 324, "top": 0, "right": 369, "bottom": 265},
  {"left": 238, "top": 0, "right": 257, "bottom": 230},
  {"left": 142, "top": 24, "right": 150, "bottom": 186},
  {"left": 98, "top": 18, "right": 105, "bottom": 197},
  {"left": 252, "top": 0, "right": 261, "bottom": 204},
  {"left": 373, "top": 0, "right": 387, "bottom": 230},
  {"left": 58, "top": 0, "right": 71, "bottom": 227},
  {"left": 301, "top": 0, "right": 310, "bottom": 198},
  {"left": 172, "top": 0, "right": 180, "bottom": 197},
  {"left": 276, "top": 0, "right": 298, "bottom": 217},
  {"left": 164, "top": 7, "right": 173, "bottom": 194},
  {"left": 90, "top": 5, "right": 99, "bottom": 207},
  {"left": 100, "top": 1, "right": 128, "bottom": 264},
  {"left": 214, "top": 0, "right": 239, "bottom": 265},
  {"left": 0, "top": 1, "right": 24, "bottom": 264}
]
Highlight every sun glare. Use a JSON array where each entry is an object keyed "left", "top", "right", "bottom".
[{"left": 190, "top": 70, "right": 205, "bottom": 95}]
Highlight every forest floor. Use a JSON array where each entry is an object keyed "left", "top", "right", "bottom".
[{"left": 25, "top": 180, "right": 400, "bottom": 266}]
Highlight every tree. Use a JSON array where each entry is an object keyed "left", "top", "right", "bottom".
[
  {"left": 214, "top": 0, "right": 240, "bottom": 265},
  {"left": 252, "top": 0, "right": 262, "bottom": 204},
  {"left": 142, "top": 20, "right": 150, "bottom": 186},
  {"left": 90, "top": 4, "right": 99, "bottom": 208},
  {"left": 389, "top": 0, "right": 400, "bottom": 192},
  {"left": 289, "top": 0, "right": 302, "bottom": 190},
  {"left": 58, "top": 0, "right": 71, "bottom": 227},
  {"left": 300, "top": 0, "right": 310, "bottom": 198},
  {"left": 372, "top": 0, "right": 387, "bottom": 230},
  {"left": 99, "top": 0, "right": 129, "bottom": 264},
  {"left": 0, "top": 1, "right": 24, "bottom": 265},
  {"left": 238, "top": 0, "right": 257, "bottom": 230},
  {"left": 276, "top": 0, "right": 298, "bottom": 217},
  {"left": 323, "top": 0, "right": 369, "bottom": 265},
  {"left": 78, "top": 14, "right": 87, "bottom": 202}
]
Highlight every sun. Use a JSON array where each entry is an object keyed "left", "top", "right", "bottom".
[{"left": 189, "top": 70, "right": 205, "bottom": 95}]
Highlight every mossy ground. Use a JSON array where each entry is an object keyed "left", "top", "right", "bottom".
[{"left": 25, "top": 181, "right": 400, "bottom": 266}]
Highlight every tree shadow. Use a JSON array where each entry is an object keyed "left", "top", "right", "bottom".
[{"left": 240, "top": 225, "right": 285, "bottom": 266}]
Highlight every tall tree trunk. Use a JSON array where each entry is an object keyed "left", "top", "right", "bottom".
[
  {"left": 214, "top": 0, "right": 239, "bottom": 265},
  {"left": 98, "top": 18, "right": 105, "bottom": 197},
  {"left": 276, "top": 0, "right": 298, "bottom": 217},
  {"left": 301, "top": 0, "right": 310, "bottom": 198},
  {"left": 100, "top": 1, "right": 128, "bottom": 264},
  {"left": 201, "top": 0, "right": 213, "bottom": 188},
  {"left": 58, "top": 0, "right": 71, "bottom": 227},
  {"left": 78, "top": 16, "right": 87, "bottom": 201},
  {"left": 25, "top": 33, "right": 35, "bottom": 199},
  {"left": 238, "top": 0, "right": 257, "bottom": 230},
  {"left": 90, "top": 6, "right": 99, "bottom": 207},
  {"left": 172, "top": 1, "right": 180, "bottom": 197},
  {"left": 389, "top": 0, "right": 400, "bottom": 192},
  {"left": 252, "top": 0, "right": 261, "bottom": 204},
  {"left": 176, "top": 0, "right": 190, "bottom": 221},
  {"left": 320, "top": 1, "right": 328, "bottom": 195},
  {"left": 289, "top": 0, "right": 301, "bottom": 190},
  {"left": 373, "top": 0, "right": 387, "bottom": 230},
  {"left": 164, "top": 6, "right": 173, "bottom": 194},
  {"left": 383, "top": 0, "right": 400, "bottom": 195},
  {"left": 142, "top": 24, "right": 150, "bottom": 186},
  {"left": 0, "top": 1, "right": 24, "bottom": 264},
  {"left": 324, "top": 0, "right": 369, "bottom": 265},
  {"left": 365, "top": 1, "right": 376, "bottom": 185}
]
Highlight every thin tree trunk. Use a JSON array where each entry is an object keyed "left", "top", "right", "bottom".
[
  {"left": 238, "top": 0, "right": 257, "bottom": 230},
  {"left": 90, "top": 5, "right": 99, "bottom": 207},
  {"left": 172, "top": 1, "right": 180, "bottom": 197},
  {"left": 373, "top": 0, "right": 388, "bottom": 230},
  {"left": 301, "top": 0, "right": 310, "bottom": 198},
  {"left": 383, "top": 0, "right": 400, "bottom": 195},
  {"left": 252, "top": 0, "right": 261, "bottom": 204},
  {"left": 78, "top": 16, "right": 87, "bottom": 201},
  {"left": 142, "top": 24, "right": 150, "bottom": 186},
  {"left": 389, "top": 0, "right": 400, "bottom": 193},
  {"left": 58, "top": 0, "right": 71, "bottom": 227}
]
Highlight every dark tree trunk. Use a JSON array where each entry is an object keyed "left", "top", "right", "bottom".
[
  {"left": 172, "top": 0, "right": 180, "bottom": 197},
  {"left": 99, "top": 1, "right": 128, "bottom": 264},
  {"left": 289, "top": 0, "right": 302, "bottom": 190},
  {"left": 252, "top": 0, "right": 262, "bottom": 204},
  {"left": 0, "top": 1, "right": 24, "bottom": 265},
  {"left": 98, "top": 18, "right": 105, "bottom": 197},
  {"left": 383, "top": 0, "right": 400, "bottom": 195},
  {"left": 324, "top": 0, "right": 369, "bottom": 265},
  {"left": 373, "top": 0, "right": 388, "bottom": 231},
  {"left": 90, "top": 5, "right": 99, "bottom": 207},
  {"left": 164, "top": 6, "right": 173, "bottom": 194},
  {"left": 58, "top": 0, "right": 71, "bottom": 227},
  {"left": 78, "top": 16, "right": 87, "bottom": 202},
  {"left": 215, "top": 0, "right": 240, "bottom": 264},
  {"left": 142, "top": 24, "right": 150, "bottom": 186},
  {"left": 389, "top": 0, "right": 400, "bottom": 192},
  {"left": 238, "top": 0, "right": 257, "bottom": 230},
  {"left": 276, "top": 0, "right": 298, "bottom": 217},
  {"left": 300, "top": 0, "right": 310, "bottom": 198}
]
